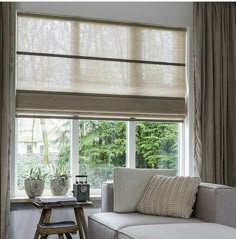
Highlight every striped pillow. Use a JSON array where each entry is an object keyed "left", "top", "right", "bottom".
[{"left": 137, "top": 175, "right": 200, "bottom": 219}]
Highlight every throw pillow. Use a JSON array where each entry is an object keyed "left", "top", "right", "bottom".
[{"left": 137, "top": 175, "right": 200, "bottom": 219}]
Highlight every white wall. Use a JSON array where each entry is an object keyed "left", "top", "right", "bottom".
[
  {"left": 16, "top": 2, "right": 192, "bottom": 28},
  {"left": 12, "top": 2, "right": 194, "bottom": 239}
]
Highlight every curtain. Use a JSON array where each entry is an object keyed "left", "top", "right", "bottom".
[
  {"left": 0, "top": 3, "right": 15, "bottom": 238},
  {"left": 194, "top": 3, "right": 236, "bottom": 185}
]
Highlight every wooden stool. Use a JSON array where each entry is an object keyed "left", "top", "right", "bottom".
[{"left": 38, "top": 221, "right": 78, "bottom": 239}]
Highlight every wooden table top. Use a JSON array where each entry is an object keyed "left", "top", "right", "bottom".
[{"left": 33, "top": 201, "right": 93, "bottom": 209}]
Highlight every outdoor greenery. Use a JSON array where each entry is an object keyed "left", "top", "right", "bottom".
[
  {"left": 17, "top": 119, "right": 178, "bottom": 191},
  {"left": 52, "top": 120, "right": 178, "bottom": 188},
  {"left": 79, "top": 120, "right": 126, "bottom": 188},
  {"left": 136, "top": 122, "right": 178, "bottom": 169}
]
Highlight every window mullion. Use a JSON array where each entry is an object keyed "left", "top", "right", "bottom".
[
  {"left": 70, "top": 119, "right": 79, "bottom": 183},
  {"left": 126, "top": 121, "right": 136, "bottom": 168},
  {"left": 177, "top": 123, "right": 185, "bottom": 176}
]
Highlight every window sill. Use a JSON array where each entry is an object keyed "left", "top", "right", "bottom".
[{"left": 10, "top": 195, "right": 101, "bottom": 204}]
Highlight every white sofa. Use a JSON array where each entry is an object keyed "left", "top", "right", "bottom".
[{"left": 88, "top": 168, "right": 236, "bottom": 239}]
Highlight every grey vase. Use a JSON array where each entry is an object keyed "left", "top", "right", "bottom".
[
  {"left": 24, "top": 179, "right": 45, "bottom": 198},
  {"left": 50, "top": 178, "right": 69, "bottom": 196}
]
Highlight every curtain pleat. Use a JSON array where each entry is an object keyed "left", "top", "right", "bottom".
[
  {"left": 0, "top": 3, "right": 15, "bottom": 238},
  {"left": 193, "top": 3, "right": 236, "bottom": 185}
]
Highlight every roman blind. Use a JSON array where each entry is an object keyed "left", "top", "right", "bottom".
[{"left": 16, "top": 13, "right": 187, "bottom": 120}]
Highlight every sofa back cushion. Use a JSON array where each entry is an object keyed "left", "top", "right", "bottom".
[
  {"left": 138, "top": 175, "right": 200, "bottom": 218},
  {"left": 113, "top": 167, "right": 176, "bottom": 213}
]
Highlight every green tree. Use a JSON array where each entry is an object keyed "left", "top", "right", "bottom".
[
  {"left": 53, "top": 120, "right": 70, "bottom": 168},
  {"left": 79, "top": 120, "right": 126, "bottom": 188},
  {"left": 51, "top": 120, "right": 178, "bottom": 188},
  {"left": 40, "top": 119, "right": 49, "bottom": 164},
  {"left": 136, "top": 122, "right": 177, "bottom": 169}
]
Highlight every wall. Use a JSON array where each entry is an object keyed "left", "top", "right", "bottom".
[
  {"left": 12, "top": 2, "right": 193, "bottom": 239},
  {"left": 16, "top": 2, "right": 192, "bottom": 28}
]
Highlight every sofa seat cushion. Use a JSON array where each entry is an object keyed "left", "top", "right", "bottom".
[
  {"left": 118, "top": 223, "right": 236, "bottom": 239},
  {"left": 88, "top": 212, "right": 203, "bottom": 239}
]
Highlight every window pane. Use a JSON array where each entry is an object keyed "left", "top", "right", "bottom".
[
  {"left": 16, "top": 118, "right": 71, "bottom": 192},
  {"left": 136, "top": 122, "right": 178, "bottom": 169},
  {"left": 79, "top": 120, "right": 126, "bottom": 189}
]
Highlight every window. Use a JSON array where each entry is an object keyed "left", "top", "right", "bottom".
[
  {"left": 15, "top": 117, "right": 181, "bottom": 196},
  {"left": 16, "top": 118, "right": 70, "bottom": 193},
  {"left": 26, "top": 144, "right": 32, "bottom": 154},
  {"left": 40, "top": 145, "right": 44, "bottom": 154},
  {"left": 13, "top": 13, "right": 187, "bottom": 197}
]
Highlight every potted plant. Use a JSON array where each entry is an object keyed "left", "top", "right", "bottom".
[
  {"left": 50, "top": 165, "right": 70, "bottom": 196},
  {"left": 24, "top": 167, "right": 47, "bottom": 198}
]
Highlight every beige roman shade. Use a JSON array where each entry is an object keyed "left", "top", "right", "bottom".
[{"left": 16, "top": 13, "right": 187, "bottom": 120}]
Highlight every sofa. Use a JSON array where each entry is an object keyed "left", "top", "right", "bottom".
[{"left": 88, "top": 168, "right": 236, "bottom": 239}]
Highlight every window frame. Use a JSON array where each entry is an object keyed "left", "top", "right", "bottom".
[{"left": 12, "top": 118, "right": 183, "bottom": 197}]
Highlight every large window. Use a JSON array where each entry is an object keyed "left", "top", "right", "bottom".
[
  {"left": 14, "top": 13, "right": 186, "bottom": 197},
  {"left": 15, "top": 118, "right": 180, "bottom": 196}
]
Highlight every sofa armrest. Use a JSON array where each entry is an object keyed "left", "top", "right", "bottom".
[
  {"left": 101, "top": 181, "right": 114, "bottom": 212},
  {"left": 194, "top": 183, "right": 236, "bottom": 227}
]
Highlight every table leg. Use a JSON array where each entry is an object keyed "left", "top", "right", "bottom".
[
  {"left": 74, "top": 208, "right": 85, "bottom": 239},
  {"left": 44, "top": 209, "right": 52, "bottom": 223},
  {"left": 44, "top": 209, "right": 52, "bottom": 239},
  {"left": 77, "top": 207, "right": 88, "bottom": 239},
  {"left": 65, "top": 233, "right": 73, "bottom": 239},
  {"left": 34, "top": 209, "right": 52, "bottom": 239}
]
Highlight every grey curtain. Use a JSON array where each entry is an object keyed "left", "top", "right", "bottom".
[
  {"left": 194, "top": 3, "right": 236, "bottom": 185},
  {"left": 0, "top": 3, "right": 15, "bottom": 238}
]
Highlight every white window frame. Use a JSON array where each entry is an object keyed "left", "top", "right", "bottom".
[
  {"left": 126, "top": 121, "right": 136, "bottom": 168},
  {"left": 70, "top": 119, "right": 79, "bottom": 190},
  {"left": 12, "top": 118, "right": 184, "bottom": 198}
]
